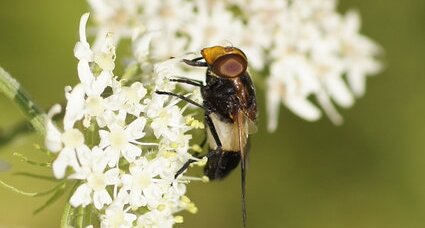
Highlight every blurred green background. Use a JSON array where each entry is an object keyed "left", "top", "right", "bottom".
[{"left": 0, "top": 0, "right": 424, "bottom": 227}]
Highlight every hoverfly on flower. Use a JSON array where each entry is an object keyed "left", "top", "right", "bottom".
[{"left": 157, "top": 45, "right": 257, "bottom": 227}]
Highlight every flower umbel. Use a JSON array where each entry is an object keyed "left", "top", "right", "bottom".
[
  {"left": 88, "top": 0, "right": 382, "bottom": 131},
  {"left": 46, "top": 13, "right": 204, "bottom": 227}
]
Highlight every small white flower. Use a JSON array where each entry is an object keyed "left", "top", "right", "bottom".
[
  {"left": 49, "top": 127, "right": 91, "bottom": 179},
  {"left": 69, "top": 147, "right": 120, "bottom": 209},
  {"left": 122, "top": 157, "right": 167, "bottom": 208},
  {"left": 101, "top": 204, "right": 137, "bottom": 228},
  {"left": 45, "top": 104, "right": 63, "bottom": 152},
  {"left": 88, "top": 0, "right": 144, "bottom": 50},
  {"left": 147, "top": 95, "right": 186, "bottom": 141},
  {"left": 74, "top": 13, "right": 93, "bottom": 62},
  {"left": 106, "top": 82, "right": 147, "bottom": 116},
  {"left": 338, "top": 10, "right": 382, "bottom": 97},
  {"left": 63, "top": 84, "right": 86, "bottom": 130},
  {"left": 184, "top": 2, "right": 243, "bottom": 52},
  {"left": 135, "top": 210, "right": 175, "bottom": 228},
  {"left": 99, "top": 116, "right": 147, "bottom": 167}
]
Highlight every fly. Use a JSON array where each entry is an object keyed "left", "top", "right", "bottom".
[{"left": 156, "top": 46, "right": 257, "bottom": 227}]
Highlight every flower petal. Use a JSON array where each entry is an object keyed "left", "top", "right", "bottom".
[
  {"left": 70, "top": 183, "right": 92, "bottom": 207},
  {"left": 125, "top": 117, "right": 147, "bottom": 140},
  {"left": 93, "top": 189, "right": 112, "bottom": 209},
  {"left": 45, "top": 104, "right": 63, "bottom": 152},
  {"left": 122, "top": 143, "right": 142, "bottom": 163}
]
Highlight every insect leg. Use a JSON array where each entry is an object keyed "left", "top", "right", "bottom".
[
  {"left": 204, "top": 114, "right": 227, "bottom": 179},
  {"left": 169, "top": 78, "right": 203, "bottom": 87},
  {"left": 174, "top": 159, "right": 195, "bottom": 178},
  {"left": 183, "top": 58, "right": 208, "bottom": 67},
  {"left": 174, "top": 136, "right": 208, "bottom": 178},
  {"left": 204, "top": 114, "right": 222, "bottom": 150},
  {"left": 155, "top": 91, "right": 205, "bottom": 110},
  {"left": 191, "top": 56, "right": 204, "bottom": 61},
  {"left": 156, "top": 90, "right": 213, "bottom": 178}
]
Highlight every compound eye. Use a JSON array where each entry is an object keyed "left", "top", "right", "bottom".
[{"left": 213, "top": 54, "right": 247, "bottom": 78}]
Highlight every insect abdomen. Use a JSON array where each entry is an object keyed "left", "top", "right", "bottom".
[{"left": 204, "top": 151, "right": 241, "bottom": 180}]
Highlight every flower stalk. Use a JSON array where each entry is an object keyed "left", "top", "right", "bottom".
[{"left": 0, "top": 67, "right": 46, "bottom": 135}]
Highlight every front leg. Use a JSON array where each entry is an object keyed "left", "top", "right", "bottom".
[
  {"left": 169, "top": 78, "right": 203, "bottom": 87},
  {"left": 174, "top": 136, "right": 207, "bottom": 178},
  {"left": 155, "top": 91, "right": 205, "bottom": 111},
  {"left": 183, "top": 57, "right": 208, "bottom": 67}
]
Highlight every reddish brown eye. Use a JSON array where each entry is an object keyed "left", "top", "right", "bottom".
[{"left": 213, "top": 54, "right": 247, "bottom": 78}]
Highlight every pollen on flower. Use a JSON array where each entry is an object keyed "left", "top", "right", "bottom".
[
  {"left": 185, "top": 116, "right": 204, "bottom": 129},
  {"left": 191, "top": 120, "right": 205, "bottom": 129},
  {"left": 174, "top": 216, "right": 184, "bottom": 223},
  {"left": 191, "top": 144, "right": 203, "bottom": 153},
  {"left": 162, "top": 151, "right": 177, "bottom": 158},
  {"left": 185, "top": 116, "right": 194, "bottom": 125},
  {"left": 180, "top": 195, "right": 191, "bottom": 204},
  {"left": 179, "top": 195, "right": 198, "bottom": 214},
  {"left": 202, "top": 176, "right": 210, "bottom": 183},
  {"left": 188, "top": 205, "right": 198, "bottom": 214},
  {"left": 157, "top": 204, "right": 166, "bottom": 211},
  {"left": 170, "top": 142, "right": 181, "bottom": 149},
  {"left": 195, "top": 157, "right": 208, "bottom": 167}
]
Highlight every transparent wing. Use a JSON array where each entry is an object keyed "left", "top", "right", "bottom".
[
  {"left": 237, "top": 111, "right": 248, "bottom": 227},
  {"left": 247, "top": 118, "right": 257, "bottom": 134}
]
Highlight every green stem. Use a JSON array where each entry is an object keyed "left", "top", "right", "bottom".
[
  {"left": 60, "top": 181, "right": 80, "bottom": 228},
  {"left": 77, "top": 206, "right": 85, "bottom": 228},
  {"left": 84, "top": 205, "right": 93, "bottom": 226},
  {"left": 0, "top": 179, "right": 38, "bottom": 196},
  {"left": 60, "top": 199, "right": 73, "bottom": 228},
  {"left": 0, "top": 67, "right": 46, "bottom": 135},
  {"left": 60, "top": 181, "right": 94, "bottom": 228}
]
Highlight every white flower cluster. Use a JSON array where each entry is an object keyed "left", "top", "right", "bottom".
[
  {"left": 88, "top": 0, "right": 382, "bottom": 131},
  {"left": 45, "top": 14, "right": 203, "bottom": 227}
]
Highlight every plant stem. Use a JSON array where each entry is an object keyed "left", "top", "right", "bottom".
[
  {"left": 60, "top": 199, "right": 73, "bottom": 228},
  {"left": 0, "top": 67, "right": 46, "bottom": 135},
  {"left": 60, "top": 181, "right": 80, "bottom": 228}
]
